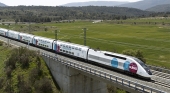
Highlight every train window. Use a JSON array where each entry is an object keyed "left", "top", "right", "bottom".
[
  {"left": 133, "top": 58, "right": 147, "bottom": 68},
  {"left": 60, "top": 49, "right": 62, "bottom": 51},
  {"left": 104, "top": 53, "right": 126, "bottom": 60},
  {"left": 72, "top": 52, "right": 74, "bottom": 55},
  {"left": 69, "top": 52, "right": 71, "bottom": 54},
  {"left": 79, "top": 48, "right": 81, "bottom": 51},
  {"left": 75, "top": 47, "right": 78, "bottom": 50},
  {"left": 63, "top": 50, "right": 65, "bottom": 52},
  {"left": 66, "top": 51, "right": 68, "bottom": 53},
  {"left": 72, "top": 47, "right": 74, "bottom": 49}
]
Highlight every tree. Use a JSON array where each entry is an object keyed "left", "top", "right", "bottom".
[
  {"left": 15, "top": 18, "right": 19, "bottom": 24},
  {"left": 122, "top": 49, "right": 146, "bottom": 63}
]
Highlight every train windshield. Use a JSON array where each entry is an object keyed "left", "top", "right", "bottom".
[
  {"left": 133, "top": 58, "right": 152, "bottom": 75},
  {"left": 134, "top": 58, "right": 147, "bottom": 68}
]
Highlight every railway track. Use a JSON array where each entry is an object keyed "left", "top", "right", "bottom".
[{"left": 151, "top": 70, "right": 170, "bottom": 80}]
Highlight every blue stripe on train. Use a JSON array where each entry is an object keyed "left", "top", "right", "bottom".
[
  {"left": 54, "top": 44, "right": 57, "bottom": 51},
  {"left": 123, "top": 61, "right": 130, "bottom": 71},
  {"left": 111, "top": 58, "right": 118, "bottom": 68}
]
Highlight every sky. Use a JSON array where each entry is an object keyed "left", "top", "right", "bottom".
[{"left": 1, "top": 0, "right": 142, "bottom": 6}]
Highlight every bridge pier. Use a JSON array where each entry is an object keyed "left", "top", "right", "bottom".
[{"left": 42, "top": 55, "right": 108, "bottom": 93}]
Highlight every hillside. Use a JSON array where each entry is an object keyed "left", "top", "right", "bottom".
[
  {"left": 0, "top": 2, "right": 6, "bottom": 6},
  {"left": 119, "top": 0, "right": 170, "bottom": 10},
  {"left": 146, "top": 4, "right": 170, "bottom": 12},
  {"left": 0, "top": 43, "right": 60, "bottom": 93},
  {"left": 62, "top": 1, "right": 129, "bottom": 7},
  {"left": 0, "top": 6, "right": 152, "bottom": 22}
]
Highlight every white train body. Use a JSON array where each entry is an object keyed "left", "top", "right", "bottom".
[
  {"left": 53, "top": 40, "right": 89, "bottom": 59},
  {"left": 0, "top": 27, "right": 152, "bottom": 79},
  {"left": 33, "top": 36, "right": 55, "bottom": 50},
  {"left": 88, "top": 50, "right": 152, "bottom": 78},
  {"left": 19, "top": 33, "right": 34, "bottom": 43},
  {"left": 0, "top": 28, "right": 8, "bottom": 36},
  {"left": 7, "top": 30, "right": 20, "bottom": 39}
]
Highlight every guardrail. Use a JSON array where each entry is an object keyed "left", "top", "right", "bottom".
[
  {"left": 148, "top": 65, "right": 170, "bottom": 74},
  {"left": 41, "top": 53, "right": 165, "bottom": 93}
]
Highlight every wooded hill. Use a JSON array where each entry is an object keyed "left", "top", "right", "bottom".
[
  {"left": 0, "top": 6, "right": 152, "bottom": 22},
  {"left": 119, "top": 0, "right": 170, "bottom": 10},
  {"left": 146, "top": 4, "right": 170, "bottom": 12}
]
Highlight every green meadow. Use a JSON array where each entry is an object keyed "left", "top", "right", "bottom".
[{"left": 1, "top": 18, "right": 170, "bottom": 68}]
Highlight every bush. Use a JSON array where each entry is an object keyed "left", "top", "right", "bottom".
[
  {"left": 0, "top": 77, "right": 4, "bottom": 88},
  {"left": 6, "top": 66, "right": 12, "bottom": 78},
  {"left": 36, "top": 56, "right": 41, "bottom": 69},
  {"left": 4, "top": 79, "right": 13, "bottom": 93},
  {"left": 29, "top": 68, "right": 42, "bottom": 85},
  {"left": 18, "top": 81, "right": 32, "bottom": 93},
  {"left": 5, "top": 52, "right": 17, "bottom": 70},
  {"left": 20, "top": 55, "right": 30, "bottom": 68},
  {"left": 34, "top": 77, "right": 53, "bottom": 93},
  {"left": 0, "top": 41, "right": 3, "bottom": 46},
  {"left": 122, "top": 49, "right": 146, "bottom": 63}
]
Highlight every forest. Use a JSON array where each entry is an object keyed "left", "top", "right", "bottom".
[{"left": 0, "top": 6, "right": 169, "bottom": 23}]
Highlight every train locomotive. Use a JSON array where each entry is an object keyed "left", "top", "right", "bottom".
[{"left": 0, "top": 28, "right": 152, "bottom": 79}]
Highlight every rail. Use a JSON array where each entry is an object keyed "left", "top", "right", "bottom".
[
  {"left": 148, "top": 65, "right": 170, "bottom": 74},
  {"left": 41, "top": 53, "right": 165, "bottom": 93}
]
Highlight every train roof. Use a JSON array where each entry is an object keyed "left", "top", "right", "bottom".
[
  {"left": 34, "top": 36, "right": 55, "bottom": 41},
  {"left": 8, "top": 30, "right": 20, "bottom": 33},
  {"left": 56, "top": 40, "right": 89, "bottom": 48},
  {"left": 19, "top": 33, "right": 35, "bottom": 37},
  {"left": 101, "top": 51, "right": 133, "bottom": 59},
  {"left": 0, "top": 28, "right": 8, "bottom": 31}
]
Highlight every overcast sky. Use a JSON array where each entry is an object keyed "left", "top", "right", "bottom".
[{"left": 1, "top": 0, "right": 142, "bottom": 6}]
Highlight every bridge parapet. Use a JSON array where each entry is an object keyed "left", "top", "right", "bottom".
[{"left": 41, "top": 52, "right": 165, "bottom": 93}]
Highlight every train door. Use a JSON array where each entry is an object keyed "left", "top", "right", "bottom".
[{"left": 57, "top": 45, "right": 60, "bottom": 52}]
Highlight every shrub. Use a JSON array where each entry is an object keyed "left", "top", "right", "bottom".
[
  {"left": 4, "top": 79, "right": 13, "bottom": 93},
  {"left": 34, "top": 77, "right": 52, "bottom": 93},
  {"left": 122, "top": 49, "right": 146, "bottom": 63},
  {"left": 20, "top": 55, "right": 30, "bottom": 68},
  {"left": 18, "top": 81, "right": 32, "bottom": 93},
  {"left": 29, "top": 68, "right": 40, "bottom": 85},
  {"left": 0, "top": 41, "right": 3, "bottom": 46},
  {"left": 6, "top": 66, "right": 12, "bottom": 78},
  {"left": 0, "top": 77, "right": 4, "bottom": 88}
]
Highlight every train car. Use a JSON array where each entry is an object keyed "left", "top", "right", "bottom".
[
  {"left": 18, "top": 33, "right": 35, "bottom": 44},
  {"left": 7, "top": 30, "right": 20, "bottom": 40},
  {"left": 0, "top": 28, "right": 8, "bottom": 37},
  {"left": 33, "top": 36, "right": 55, "bottom": 50},
  {"left": 87, "top": 50, "right": 152, "bottom": 78},
  {"left": 53, "top": 40, "right": 89, "bottom": 59}
]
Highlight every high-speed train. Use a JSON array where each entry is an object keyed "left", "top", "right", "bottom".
[{"left": 0, "top": 28, "right": 152, "bottom": 79}]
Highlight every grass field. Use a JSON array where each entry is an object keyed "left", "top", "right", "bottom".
[{"left": 1, "top": 18, "right": 170, "bottom": 68}]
